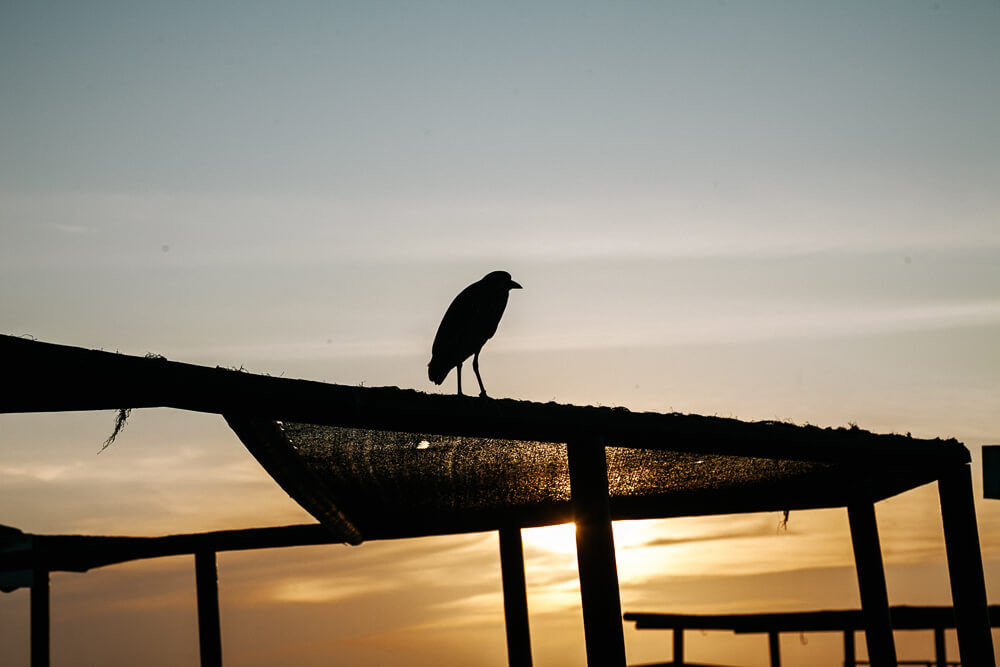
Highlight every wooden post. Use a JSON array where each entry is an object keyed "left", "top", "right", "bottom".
[
  {"left": 847, "top": 501, "right": 897, "bottom": 667},
  {"left": 31, "top": 566, "right": 49, "bottom": 667},
  {"left": 938, "top": 464, "right": 995, "bottom": 667},
  {"left": 768, "top": 630, "right": 781, "bottom": 667},
  {"left": 933, "top": 626, "right": 946, "bottom": 667},
  {"left": 195, "top": 551, "right": 222, "bottom": 667},
  {"left": 843, "top": 629, "right": 856, "bottom": 667},
  {"left": 568, "top": 435, "right": 626, "bottom": 667},
  {"left": 672, "top": 626, "right": 684, "bottom": 665},
  {"left": 499, "top": 527, "right": 533, "bottom": 667}
]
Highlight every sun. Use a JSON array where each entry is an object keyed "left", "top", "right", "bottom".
[
  {"left": 521, "top": 522, "right": 578, "bottom": 554},
  {"left": 520, "top": 520, "right": 653, "bottom": 555}
]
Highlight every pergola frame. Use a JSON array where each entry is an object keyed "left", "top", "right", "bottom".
[
  {"left": 1, "top": 335, "right": 994, "bottom": 667},
  {"left": 626, "top": 604, "right": 1000, "bottom": 666}
]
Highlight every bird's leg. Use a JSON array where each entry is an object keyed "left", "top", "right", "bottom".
[
  {"left": 456, "top": 361, "right": 463, "bottom": 396},
  {"left": 473, "top": 352, "right": 488, "bottom": 398}
]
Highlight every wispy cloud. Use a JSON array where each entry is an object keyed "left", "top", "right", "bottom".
[
  {"left": 269, "top": 574, "right": 401, "bottom": 604},
  {"left": 0, "top": 447, "right": 263, "bottom": 485},
  {"left": 501, "top": 299, "right": 1000, "bottom": 353},
  {"left": 4, "top": 191, "right": 999, "bottom": 271},
  {"left": 46, "top": 223, "right": 95, "bottom": 235}
]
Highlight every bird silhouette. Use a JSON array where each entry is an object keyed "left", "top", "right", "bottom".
[{"left": 428, "top": 271, "right": 522, "bottom": 397}]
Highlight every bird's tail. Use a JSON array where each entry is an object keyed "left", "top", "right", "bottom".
[{"left": 427, "top": 358, "right": 450, "bottom": 385}]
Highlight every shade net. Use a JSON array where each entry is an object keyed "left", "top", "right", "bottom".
[{"left": 229, "top": 417, "right": 840, "bottom": 543}]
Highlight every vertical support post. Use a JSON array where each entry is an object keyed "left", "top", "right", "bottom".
[
  {"left": 938, "top": 464, "right": 995, "bottom": 667},
  {"left": 499, "top": 527, "right": 533, "bottom": 667},
  {"left": 672, "top": 626, "right": 684, "bottom": 665},
  {"left": 847, "top": 501, "right": 897, "bottom": 667},
  {"left": 568, "top": 435, "right": 626, "bottom": 667},
  {"left": 843, "top": 629, "right": 856, "bottom": 667},
  {"left": 768, "top": 630, "right": 781, "bottom": 667},
  {"left": 933, "top": 627, "right": 946, "bottom": 667},
  {"left": 195, "top": 551, "right": 222, "bottom": 667},
  {"left": 30, "top": 566, "right": 49, "bottom": 667}
]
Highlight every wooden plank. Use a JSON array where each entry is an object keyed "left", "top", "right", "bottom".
[
  {"left": 768, "top": 631, "right": 781, "bottom": 667},
  {"left": 569, "top": 435, "right": 626, "bottom": 667},
  {"left": 934, "top": 626, "right": 946, "bottom": 667},
  {"left": 844, "top": 629, "right": 856, "bottom": 667},
  {"left": 30, "top": 566, "right": 49, "bottom": 667},
  {"left": 625, "top": 605, "right": 1000, "bottom": 633},
  {"left": 1, "top": 524, "right": 341, "bottom": 577},
  {"left": 983, "top": 445, "right": 1000, "bottom": 499},
  {"left": 195, "top": 551, "right": 222, "bottom": 667},
  {"left": 938, "top": 465, "right": 995, "bottom": 667},
  {"left": 499, "top": 527, "right": 533, "bottom": 667},
  {"left": 847, "top": 501, "right": 897, "bottom": 667},
  {"left": 0, "top": 334, "right": 969, "bottom": 466}
]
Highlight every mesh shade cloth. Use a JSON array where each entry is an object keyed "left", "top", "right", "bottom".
[{"left": 225, "top": 417, "right": 902, "bottom": 544}]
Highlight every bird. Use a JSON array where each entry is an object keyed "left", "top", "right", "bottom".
[{"left": 428, "top": 270, "right": 522, "bottom": 397}]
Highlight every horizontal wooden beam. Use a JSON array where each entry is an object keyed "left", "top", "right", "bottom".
[
  {"left": 0, "top": 335, "right": 969, "bottom": 466},
  {"left": 1, "top": 523, "right": 340, "bottom": 577},
  {"left": 625, "top": 605, "right": 1000, "bottom": 633}
]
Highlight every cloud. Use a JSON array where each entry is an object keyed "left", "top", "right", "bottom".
[
  {"left": 46, "top": 223, "right": 95, "bottom": 235},
  {"left": 628, "top": 528, "right": 787, "bottom": 550},
  {"left": 500, "top": 299, "right": 1000, "bottom": 353},
  {"left": 269, "top": 574, "right": 400, "bottom": 604},
  {"left": 4, "top": 191, "right": 999, "bottom": 273}
]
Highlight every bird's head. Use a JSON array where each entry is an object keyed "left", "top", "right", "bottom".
[{"left": 483, "top": 270, "right": 522, "bottom": 291}]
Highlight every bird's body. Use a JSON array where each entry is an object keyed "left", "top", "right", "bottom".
[{"left": 429, "top": 271, "right": 522, "bottom": 397}]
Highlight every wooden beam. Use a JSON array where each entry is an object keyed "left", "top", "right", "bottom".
[
  {"left": 938, "top": 464, "right": 995, "bottom": 667},
  {"left": 673, "top": 626, "right": 684, "bottom": 664},
  {"left": 0, "top": 334, "right": 970, "bottom": 467},
  {"left": 934, "top": 626, "right": 946, "bottom": 667},
  {"left": 30, "top": 566, "right": 49, "bottom": 667},
  {"left": 768, "top": 630, "right": 781, "bottom": 667},
  {"left": 499, "top": 527, "right": 532, "bottom": 667},
  {"left": 625, "top": 605, "right": 1000, "bottom": 633},
  {"left": 568, "top": 435, "right": 626, "bottom": 667},
  {"left": 847, "top": 501, "right": 896, "bottom": 667},
  {"left": 195, "top": 551, "right": 222, "bottom": 667},
  {"left": 1, "top": 524, "right": 341, "bottom": 578},
  {"left": 983, "top": 445, "right": 1000, "bottom": 499},
  {"left": 843, "top": 629, "right": 856, "bottom": 667}
]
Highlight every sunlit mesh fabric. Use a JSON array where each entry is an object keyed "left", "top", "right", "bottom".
[{"left": 269, "top": 422, "right": 829, "bottom": 541}]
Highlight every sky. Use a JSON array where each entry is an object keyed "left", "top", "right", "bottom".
[{"left": 1, "top": 1, "right": 999, "bottom": 665}]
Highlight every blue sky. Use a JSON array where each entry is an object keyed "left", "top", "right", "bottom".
[{"left": 2, "top": 2, "right": 999, "bottom": 665}]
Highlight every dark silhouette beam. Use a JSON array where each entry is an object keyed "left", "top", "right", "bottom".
[
  {"left": 0, "top": 334, "right": 970, "bottom": 468},
  {"left": 843, "top": 629, "right": 856, "bottom": 667},
  {"left": 31, "top": 567, "right": 49, "bottom": 667},
  {"left": 1, "top": 524, "right": 342, "bottom": 580},
  {"left": 848, "top": 500, "right": 897, "bottom": 667},
  {"left": 768, "top": 630, "right": 781, "bottom": 667},
  {"left": 934, "top": 626, "right": 946, "bottom": 667},
  {"left": 939, "top": 464, "right": 995, "bottom": 667},
  {"left": 499, "top": 527, "right": 532, "bottom": 667},
  {"left": 195, "top": 551, "right": 222, "bottom": 667},
  {"left": 569, "top": 435, "right": 626, "bottom": 667}
]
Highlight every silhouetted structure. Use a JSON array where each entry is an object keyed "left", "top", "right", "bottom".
[
  {"left": 428, "top": 270, "right": 522, "bottom": 397},
  {"left": 625, "top": 606, "right": 1000, "bottom": 666},
  {"left": 1, "top": 335, "right": 995, "bottom": 667},
  {"left": 983, "top": 445, "right": 1000, "bottom": 500}
]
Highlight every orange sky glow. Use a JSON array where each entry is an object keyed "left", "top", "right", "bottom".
[{"left": 2, "top": 2, "right": 1000, "bottom": 665}]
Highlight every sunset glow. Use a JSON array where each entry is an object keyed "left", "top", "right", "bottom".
[{"left": 2, "top": 2, "right": 1000, "bottom": 665}]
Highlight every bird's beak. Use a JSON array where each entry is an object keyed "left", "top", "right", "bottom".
[{"left": 510, "top": 280, "right": 522, "bottom": 290}]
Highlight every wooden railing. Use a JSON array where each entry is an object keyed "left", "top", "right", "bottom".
[{"left": 625, "top": 606, "right": 1000, "bottom": 666}]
